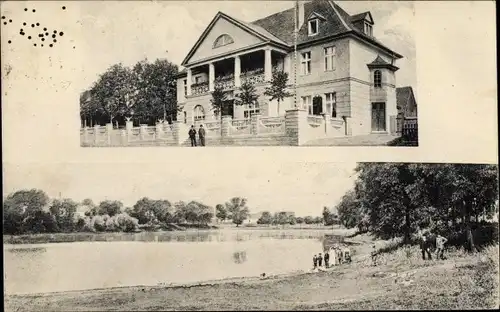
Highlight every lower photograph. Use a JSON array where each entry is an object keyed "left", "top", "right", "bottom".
[{"left": 3, "top": 162, "right": 499, "bottom": 311}]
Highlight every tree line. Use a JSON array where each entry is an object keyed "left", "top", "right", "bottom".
[
  {"left": 3, "top": 189, "right": 253, "bottom": 235},
  {"left": 335, "top": 163, "right": 499, "bottom": 251},
  {"left": 80, "top": 59, "right": 179, "bottom": 128}
]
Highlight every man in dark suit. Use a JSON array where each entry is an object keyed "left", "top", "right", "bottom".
[
  {"left": 198, "top": 125, "right": 206, "bottom": 146},
  {"left": 188, "top": 125, "right": 197, "bottom": 147}
]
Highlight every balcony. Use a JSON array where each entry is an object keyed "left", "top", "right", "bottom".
[
  {"left": 192, "top": 82, "right": 209, "bottom": 96},
  {"left": 241, "top": 68, "right": 265, "bottom": 85}
]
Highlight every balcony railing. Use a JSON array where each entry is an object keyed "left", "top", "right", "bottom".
[
  {"left": 192, "top": 82, "right": 209, "bottom": 96},
  {"left": 241, "top": 68, "right": 265, "bottom": 85}
]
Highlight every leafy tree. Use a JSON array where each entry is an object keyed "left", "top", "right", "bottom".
[
  {"left": 257, "top": 211, "right": 273, "bottom": 225},
  {"left": 3, "top": 189, "right": 50, "bottom": 234},
  {"left": 49, "top": 198, "right": 78, "bottom": 232},
  {"left": 225, "top": 197, "right": 250, "bottom": 227},
  {"left": 313, "top": 216, "right": 324, "bottom": 224},
  {"left": 295, "top": 216, "right": 304, "bottom": 224},
  {"left": 304, "top": 216, "right": 314, "bottom": 225},
  {"left": 210, "top": 77, "right": 229, "bottom": 136},
  {"left": 132, "top": 59, "right": 179, "bottom": 124},
  {"left": 80, "top": 90, "right": 97, "bottom": 127},
  {"left": 215, "top": 204, "right": 228, "bottom": 222},
  {"left": 97, "top": 200, "right": 123, "bottom": 217},
  {"left": 89, "top": 63, "right": 136, "bottom": 125},
  {"left": 263, "top": 70, "right": 293, "bottom": 115},
  {"left": 235, "top": 79, "right": 259, "bottom": 114},
  {"left": 336, "top": 190, "right": 364, "bottom": 229}
]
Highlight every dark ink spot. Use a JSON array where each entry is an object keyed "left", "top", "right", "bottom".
[
  {"left": 43, "top": 27, "right": 47, "bottom": 31},
  {"left": 34, "top": 43, "right": 37, "bottom": 46},
  {"left": 53, "top": 39, "right": 57, "bottom": 43},
  {"left": 41, "top": 44, "right": 44, "bottom": 47},
  {"left": 62, "top": 6, "right": 66, "bottom": 10},
  {"left": 31, "top": 24, "right": 35, "bottom": 27},
  {"left": 52, "top": 34, "right": 56, "bottom": 38},
  {"left": 45, "top": 32, "right": 49, "bottom": 36},
  {"left": 24, "top": 8, "right": 28, "bottom": 12},
  {"left": 53, "top": 30, "right": 57, "bottom": 33},
  {"left": 73, "top": 46, "right": 75, "bottom": 49},
  {"left": 38, "top": 34, "right": 43, "bottom": 37},
  {"left": 32, "top": 9, "right": 36, "bottom": 13},
  {"left": 49, "top": 44, "right": 53, "bottom": 47},
  {"left": 23, "top": 22, "right": 26, "bottom": 26},
  {"left": 9, "top": 19, "right": 12, "bottom": 23},
  {"left": 36, "top": 22, "right": 40, "bottom": 26},
  {"left": 1, "top": 16, "right": 5, "bottom": 19},
  {"left": 3, "top": 22, "right": 7, "bottom": 25},
  {"left": 41, "top": 38, "right": 45, "bottom": 41},
  {"left": 28, "top": 36, "right": 31, "bottom": 39},
  {"left": 8, "top": 40, "right": 12, "bottom": 44},
  {"left": 59, "top": 32, "right": 64, "bottom": 36}
]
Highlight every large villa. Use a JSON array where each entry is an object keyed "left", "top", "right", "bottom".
[{"left": 176, "top": 0, "right": 404, "bottom": 136}]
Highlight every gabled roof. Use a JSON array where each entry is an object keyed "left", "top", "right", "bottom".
[
  {"left": 350, "top": 11, "right": 374, "bottom": 24},
  {"left": 367, "top": 55, "right": 399, "bottom": 71},
  {"left": 396, "top": 86, "right": 417, "bottom": 111},
  {"left": 181, "top": 11, "right": 288, "bottom": 66},
  {"left": 251, "top": 0, "right": 402, "bottom": 58},
  {"left": 307, "top": 12, "right": 327, "bottom": 21}
]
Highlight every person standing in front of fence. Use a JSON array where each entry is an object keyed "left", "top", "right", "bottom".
[
  {"left": 198, "top": 125, "right": 206, "bottom": 147},
  {"left": 188, "top": 125, "right": 197, "bottom": 147}
]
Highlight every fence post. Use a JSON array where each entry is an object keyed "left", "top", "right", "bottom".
[
  {"left": 155, "top": 123, "right": 163, "bottom": 140},
  {"left": 221, "top": 115, "right": 232, "bottom": 138},
  {"left": 323, "top": 113, "right": 331, "bottom": 136},
  {"left": 285, "top": 109, "right": 307, "bottom": 146},
  {"left": 105, "top": 123, "right": 113, "bottom": 146},
  {"left": 251, "top": 114, "right": 260, "bottom": 135},
  {"left": 139, "top": 124, "right": 147, "bottom": 141},
  {"left": 121, "top": 129, "right": 127, "bottom": 146},
  {"left": 83, "top": 127, "right": 88, "bottom": 144},
  {"left": 93, "top": 125, "right": 100, "bottom": 145}
]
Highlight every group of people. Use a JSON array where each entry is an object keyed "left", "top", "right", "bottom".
[
  {"left": 188, "top": 125, "right": 206, "bottom": 147},
  {"left": 420, "top": 233, "right": 448, "bottom": 260},
  {"left": 313, "top": 246, "right": 351, "bottom": 270}
]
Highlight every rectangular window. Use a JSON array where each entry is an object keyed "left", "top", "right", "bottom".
[
  {"left": 183, "top": 79, "right": 188, "bottom": 96},
  {"left": 243, "top": 102, "right": 260, "bottom": 119},
  {"left": 325, "top": 92, "right": 337, "bottom": 118},
  {"left": 300, "top": 52, "right": 311, "bottom": 75},
  {"left": 324, "top": 46, "right": 336, "bottom": 71},
  {"left": 308, "top": 19, "right": 318, "bottom": 36},
  {"left": 301, "top": 95, "right": 312, "bottom": 115}
]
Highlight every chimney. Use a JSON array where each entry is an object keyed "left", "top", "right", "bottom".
[{"left": 295, "top": 0, "right": 305, "bottom": 31}]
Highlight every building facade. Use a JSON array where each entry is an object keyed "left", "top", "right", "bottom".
[{"left": 176, "top": 0, "right": 403, "bottom": 136}]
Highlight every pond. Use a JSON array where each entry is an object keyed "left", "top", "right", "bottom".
[{"left": 3, "top": 230, "right": 335, "bottom": 295}]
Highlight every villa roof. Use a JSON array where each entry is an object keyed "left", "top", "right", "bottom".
[{"left": 180, "top": 0, "right": 402, "bottom": 69}]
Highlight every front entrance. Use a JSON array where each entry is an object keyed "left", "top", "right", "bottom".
[
  {"left": 222, "top": 100, "right": 234, "bottom": 118},
  {"left": 371, "top": 102, "right": 386, "bottom": 132},
  {"left": 312, "top": 96, "right": 323, "bottom": 115}
]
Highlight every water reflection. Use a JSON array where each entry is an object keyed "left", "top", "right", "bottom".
[{"left": 232, "top": 251, "right": 247, "bottom": 264}]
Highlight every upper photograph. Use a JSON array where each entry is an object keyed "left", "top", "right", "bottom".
[{"left": 79, "top": 0, "right": 418, "bottom": 147}]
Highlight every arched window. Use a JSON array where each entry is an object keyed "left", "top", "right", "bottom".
[
  {"left": 213, "top": 34, "right": 234, "bottom": 49},
  {"left": 374, "top": 70, "right": 382, "bottom": 88},
  {"left": 193, "top": 105, "right": 205, "bottom": 122}
]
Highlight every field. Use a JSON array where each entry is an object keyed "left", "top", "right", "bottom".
[{"left": 4, "top": 233, "right": 498, "bottom": 311}]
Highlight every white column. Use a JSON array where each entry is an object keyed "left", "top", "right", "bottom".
[
  {"left": 209, "top": 63, "right": 215, "bottom": 92},
  {"left": 234, "top": 56, "right": 241, "bottom": 87},
  {"left": 264, "top": 48, "right": 272, "bottom": 81},
  {"left": 186, "top": 68, "right": 192, "bottom": 96},
  {"left": 284, "top": 55, "right": 291, "bottom": 74},
  {"left": 322, "top": 94, "right": 327, "bottom": 115}
]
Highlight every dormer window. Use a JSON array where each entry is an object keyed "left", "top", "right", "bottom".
[
  {"left": 364, "top": 23, "right": 373, "bottom": 37},
  {"left": 308, "top": 19, "right": 318, "bottom": 36},
  {"left": 213, "top": 34, "right": 234, "bottom": 49}
]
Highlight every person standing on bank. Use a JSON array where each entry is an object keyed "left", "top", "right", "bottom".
[
  {"left": 313, "top": 254, "right": 318, "bottom": 269},
  {"left": 188, "top": 125, "right": 197, "bottom": 147},
  {"left": 318, "top": 252, "right": 323, "bottom": 267},
  {"left": 420, "top": 233, "right": 432, "bottom": 260},
  {"left": 435, "top": 234, "right": 448, "bottom": 260},
  {"left": 198, "top": 125, "right": 206, "bottom": 147},
  {"left": 324, "top": 251, "right": 330, "bottom": 268}
]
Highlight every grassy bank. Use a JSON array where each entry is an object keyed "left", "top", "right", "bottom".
[{"left": 5, "top": 237, "right": 498, "bottom": 311}]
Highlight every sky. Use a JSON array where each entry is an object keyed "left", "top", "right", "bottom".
[{"left": 2, "top": 161, "right": 358, "bottom": 217}]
